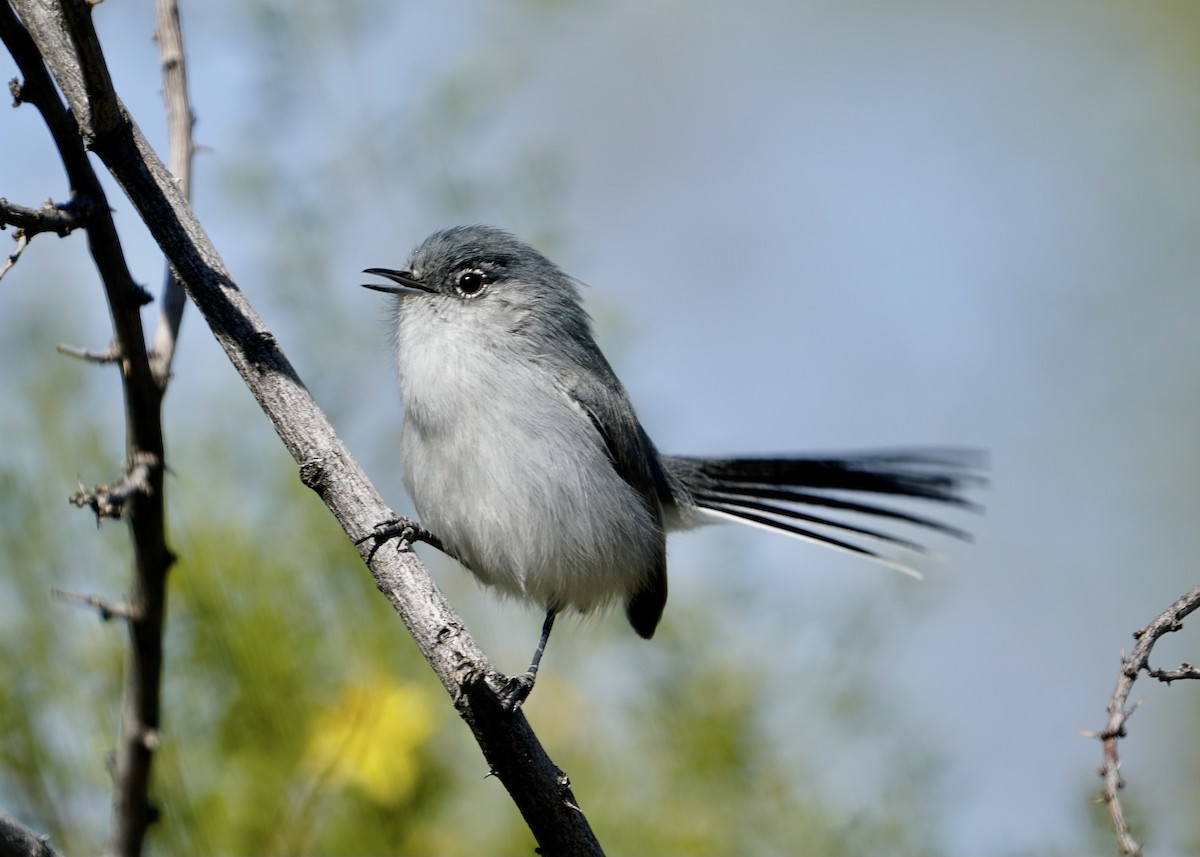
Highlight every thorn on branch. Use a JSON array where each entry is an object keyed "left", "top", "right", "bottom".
[
  {"left": 69, "top": 452, "right": 159, "bottom": 521},
  {"left": 51, "top": 587, "right": 141, "bottom": 621},
  {"left": 57, "top": 340, "right": 122, "bottom": 364},
  {"left": 0, "top": 228, "right": 27, "bottom": 281},
  {"left": 132, "top": 280, "right": 153, "bottom": 306},
  {"left": 1148, "top": 663, "right": 1200, "bottom": 684}
]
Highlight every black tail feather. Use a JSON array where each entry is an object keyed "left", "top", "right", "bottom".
[
  {"left": 696, "top": 498, "right": 900, "bottom": 568},
  {"left": 691, "top": 491, "right": 929, "bottom": 552},
  {"left": 663, "top": 448, "right": 985, "bottom": 571}
]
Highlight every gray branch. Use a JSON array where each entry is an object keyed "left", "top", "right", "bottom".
[
  {"left": 0, "top": 197, "right": 82, "bottom": 235},
  {"left": 4, "top": 1, "right": 602, "bottom": 853},
  {"left": 147, "top": 0, "right": 194, "bottom": 387},
  {"left": 0, "top": 810, "right": 62, "bottom": 857},
  {"left": 1094, "top": 585, "right": 1200, "bottom": 856}
]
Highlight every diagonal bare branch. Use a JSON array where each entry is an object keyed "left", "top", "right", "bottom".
[
  {"left": 0, "top": 810, "right": 63, "bottom": 857},
  {"left": 6, "top": 2, "right": 603, "bottom": 854}
]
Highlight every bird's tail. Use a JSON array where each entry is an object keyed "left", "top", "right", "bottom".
[{"left": 661, "top": 448, "right": 986, "bottom": 577}]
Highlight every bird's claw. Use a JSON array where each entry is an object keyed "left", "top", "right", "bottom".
[
  {"left": 356, "top": 516, "right": 441, "bottom": 561},
  {"left": 501, "top": 671, "right": 537, "bottom": 712}
]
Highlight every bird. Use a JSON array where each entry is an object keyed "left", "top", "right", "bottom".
[{"left": 363, "top": 225, "right": 982, "bottom": 707}]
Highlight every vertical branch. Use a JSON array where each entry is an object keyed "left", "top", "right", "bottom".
[
  {"left": 7, "top": 3, "right": 605, "bottom": 853},
  {"left": 148, "top": 0, "right": 193, "bottom": 385},
  {"left": 1, "top": 3, "right": 178, "bottom": 855}
]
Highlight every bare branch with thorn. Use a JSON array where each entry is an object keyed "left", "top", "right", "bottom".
[
  {"left": 0, "top": 197, "right": 83, "bottom": 235},
  {"left": 1092, "top": 585, "right": 1200, "bottom": 856},
  {"left": 1147, "top": 663, "right": 1200, "bottom": 683},
  {"left": 0, "top": 197, "right": 87, "bottom": 281}
]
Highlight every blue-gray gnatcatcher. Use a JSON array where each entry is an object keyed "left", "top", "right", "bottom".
[{"left": 363, "top": 225, "right": 980, "bottom": 707}]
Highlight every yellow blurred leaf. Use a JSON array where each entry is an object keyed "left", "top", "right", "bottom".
[{"left": 304, "top": 675, "right": 437, "bottom": 805}]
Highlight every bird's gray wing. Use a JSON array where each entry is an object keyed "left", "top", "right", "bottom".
[{"left": 558, "top": 361, "right": 671, "bottom": 638}]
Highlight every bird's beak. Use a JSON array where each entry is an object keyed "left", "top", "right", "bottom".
[{"left": 362, "top": 268, "right": 436, "bottom": 296}]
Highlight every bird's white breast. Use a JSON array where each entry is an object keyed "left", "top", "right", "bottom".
[{"left": 394, "top": 305, "right": 660, "bottom": 614}]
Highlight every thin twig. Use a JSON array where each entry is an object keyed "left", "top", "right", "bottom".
[
  {"left": 147, "top": 0, "right": 194, "bottom": 387},
  {"left": 1147, "top": 663, "right": 1200, "bottom": 683},
  {"left": 0, "top": 227, "right": 27, "bottom": 280},
  {"left": 51, "top": 587, "right": 141, "bottom": 622},
  {"left": 0, "top": 193, "right": 87, "bottom": 283},
  {"left": 56, "top": 340, "right": 122, "bottom": 363},
  {"left": 1095, "top": 585, "right": 1200, "bottom": 856}
]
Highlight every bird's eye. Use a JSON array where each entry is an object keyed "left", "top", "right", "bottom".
[{"left": 455, "top": 269, "right": 491, "bottom": 296}]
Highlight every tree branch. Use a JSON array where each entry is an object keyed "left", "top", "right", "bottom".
[
  {"left": 147, "top": 0, "right": 193, "bottom": 387},
  {"left": 1093, "top": 585, "right": 1200, "bottom": 856},
  {"left": 1, "top": 3, "right": 174, "bottom": 855},
  {"left": 0, "top": 810, "right": 62, "bottom": 857},
  {"left": 51, "top": 587, "right": 141, "bottom": 622},
  {"left": 68, "top": 452, "right": 156, "bottom": 521},
  {"left": 55, "top": 340, "right": 121, "bottom": 363},
  {"left": 1147, "top": 663, "right": 1200, "bottom": 683},
  {"left": 0, "top": 197, "right": 82, "bottom": 235},
  {"left": 6, "top": 2, "right": 602, "bottom": 853}
]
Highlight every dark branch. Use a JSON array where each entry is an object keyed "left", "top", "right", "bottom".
[
  {"left": 0, "top": 810, "right": 62, "bottom": 857},
  {"left": 0, "top": 197, "right": 82, "bottom": 235},
  {"left": 1094, "top": 585, "right": 1200, "bottom": 856},
  {"left": 1, "top": 6, "right": 175, "bottom": 855},
  {"left": 6, "top": 2, "right": 604, "bottom": 853}
]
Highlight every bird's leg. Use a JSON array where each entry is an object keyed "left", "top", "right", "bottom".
[
  {"left": 355, "top": 516, "right": 445, "bottom": 562},
  {"left": 503, "top": 607, "right": 558, "bottom": 711}
]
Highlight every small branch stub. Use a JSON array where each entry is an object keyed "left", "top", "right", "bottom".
[
  {"left": 69, "top": 452, "right": 158, "bottom": 521},
  {"left": 51, "top": 587, "right": 141, "bottom": 622}
]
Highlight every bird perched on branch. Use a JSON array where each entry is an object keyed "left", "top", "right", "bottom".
[{"left": 364, "top": 225, "right": 983, "bottom": 707}]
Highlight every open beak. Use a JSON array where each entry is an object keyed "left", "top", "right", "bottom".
[{"left": 362, "top": 268, "right": 436, "bottom": 296}]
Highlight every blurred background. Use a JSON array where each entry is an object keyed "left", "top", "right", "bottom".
[{"left": 3, "top": 1, "right": 1200, "bottom": 853}]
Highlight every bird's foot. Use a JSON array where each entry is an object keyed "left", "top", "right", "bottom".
[
  {"left": 501, "top": 670, "right": 537, "bottom": 712},
  {"left": 355, "top": 516, "right": 443, "bottom": 561}
]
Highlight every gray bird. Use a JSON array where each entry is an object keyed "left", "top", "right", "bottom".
[{"left": 363, "top": 225, "right": 981, "bottom": 707}]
